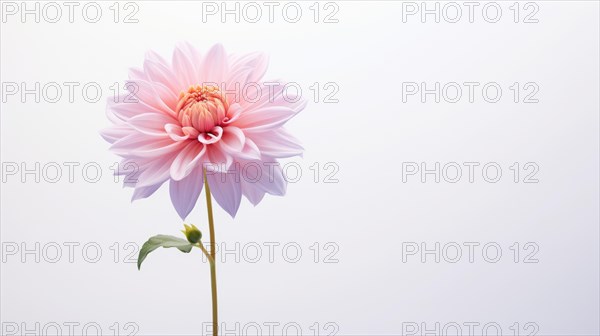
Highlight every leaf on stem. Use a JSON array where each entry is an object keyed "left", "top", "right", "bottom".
[{"left": 138, "top": 235, "right": 194, "bottom": 270}]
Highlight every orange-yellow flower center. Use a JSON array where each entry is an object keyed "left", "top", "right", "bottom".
[{"left": 176, "top": 85, "right": 229, "bottom": 133}]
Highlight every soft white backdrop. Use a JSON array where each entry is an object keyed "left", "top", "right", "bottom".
[{"left": 1, "top": 1, "right": 599, "bottom": 335}]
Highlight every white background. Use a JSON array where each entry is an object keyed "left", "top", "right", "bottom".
[{"left": 1, "top": 1, "right": 599, "bottom": 335}]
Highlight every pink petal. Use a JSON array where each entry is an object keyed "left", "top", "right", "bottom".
[
  {"left": 129, "top": 113, "right": 176, "bottom": 136},
  {"left": 128, "top": 67, "right": 146, "bottom": 81},
  {"left": 146, "top": 50, "right": 171, "bottom": 67},
  {"left": 220, "top": 137, "right": 261, "bottom": 161},
  {"left": 248, "top": 128, "right": 304, "bottom": 158},
  {"left": 234, "top": 106, "right": 298, "bottom": 131},
  {"left": 125, "top": 78, "right": 177, "bottom": 117},
  {"left": 202, "top": 44, "right": 229, "bottom": 85},
  {"left": 111, "top": 133, "right": 183, "bottom": 158},
  {"left": 203, "top": 145, "right": 233, "bottom": 173},
  {"left": 172, "top": 42, "right": 201, "bottom": 89},
  {"left": 229, "top": 52, "right": 268, "bottom": 85},
  {"left": 143, "top": 51, "right": 181, "bottom": 95},
  {"left": 239, "top": 81, "right": 308, "bottom": 114},
  {"left": 225, "top": 66, "right": 253, "bottom": 100},
  {"left": 244, "top": 160, "right": 287, "bottom": 196},
  {"left": 261, "top": 162, "right": 287, "bottom": 196},
  {"left": 100, "top": 124, "right": 132, "bottom": 144},
  {"left": 134, "top": 152, "right": 179, "bottom": 188},
  {"left": 206, "top": 170, "right": 242, "bottom": 218},
  {"left": 132, "top": 182, "right": 164, "bottom": 201},
  {"left": 106, "top": 96, "right": 164, "bottom": 122},
  {"left": 241, "top": 180, "right": 266, "bottom": 206},
  {"left": 169, "top": 167, "right": 204, "bottom": 219},
  {"left": 239, "top": 138, "right": 261, "bottom": 160},
  {"left": 117, "top": 158, "right": 150, "bottom": 188},
  {"left": 236, "top": 159, "right": 287, "bottom": 204}
]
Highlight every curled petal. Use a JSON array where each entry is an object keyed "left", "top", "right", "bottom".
[
  {"left": 222, "top": 103, "right": 242, "bottom": 125},
  {"left": 183, "top": 126, "right": 200, "bottom": 138},
  {"left": 165, "top": 124, "right": 189, "bottom": 141},
  {"left": 170, "top": 142, "right": 206, "bottom": 181},
  {"left": 219, "top": 126, "right": 246, "bottom": 153},
  {"left": 198, "top": 126, "right": 223, "bottom": 145}
]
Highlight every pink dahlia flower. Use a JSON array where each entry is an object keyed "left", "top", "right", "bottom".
[{"left": 101, "top": 43, "right": 305, "bottom": 219}]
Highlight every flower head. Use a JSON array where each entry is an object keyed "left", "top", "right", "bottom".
[{"left": 101, "top": 43, "right": 305, "bottom": 219}]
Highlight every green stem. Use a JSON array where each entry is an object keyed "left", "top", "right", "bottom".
[
  {"left": 203, "top": 169, "right": 218, "bottom": 336},
  {"left": 197, "top": 242, "right": 213, "bottom": 263}
]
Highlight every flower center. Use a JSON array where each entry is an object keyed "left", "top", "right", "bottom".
[{"left": 176, "top": 85, "right": 229, "bottom": 133}]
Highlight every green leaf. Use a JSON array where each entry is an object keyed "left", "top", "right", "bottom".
[{"left": 137, "top": 235, "right": 194, "bottom": 270}]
